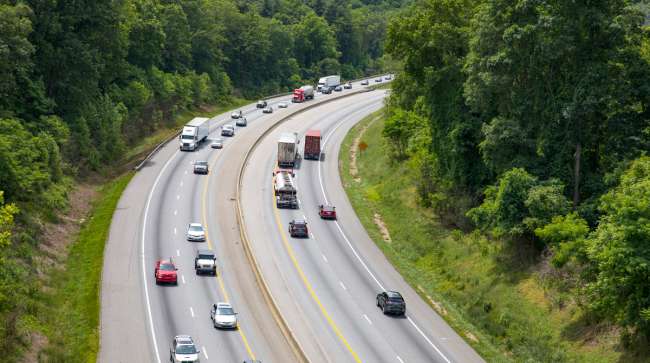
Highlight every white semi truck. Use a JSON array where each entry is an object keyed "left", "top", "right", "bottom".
[
  {"left": 317, "top": 75, "right": 341, "bottom": 91},
  {"left": 277, "top": 132, "right": 299, "bottom": 167},
  {"left": 180, "top": 117, "right": 209, "bottom": 151}
]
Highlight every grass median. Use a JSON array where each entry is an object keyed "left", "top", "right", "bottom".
[
  {"left": 338, "top": 110, "right": 623, "bottom": 362},
  {"left": 40, "top": 172, "right": 133, "bottom": 362}
]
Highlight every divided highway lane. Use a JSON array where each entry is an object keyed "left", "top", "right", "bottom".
[
  {"left": 101, "top": 95, "right": 297, "bottom": 363},
  {"left": 100, "top": 80, "right": 376, "bottom": 363},
  {"left": 240, "top": 91, "right": 484, "bottom": 362}
]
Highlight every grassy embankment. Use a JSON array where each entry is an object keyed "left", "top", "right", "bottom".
[
  {"left": 339, "top": 110, "right": 625, "bottom": 362},
  {"left": 37, "top": 98, "right": 251, "bottom": 362}
]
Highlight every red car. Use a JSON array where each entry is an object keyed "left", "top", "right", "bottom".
[
  {"left": 318, "top": 204, "right": 336, "bottom": 220},
  {"left": 154, "top": 259, "right": 178, "bottom": 285}
]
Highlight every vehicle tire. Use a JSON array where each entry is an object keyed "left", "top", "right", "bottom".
[
  {"left": 195, "top": 269, "right": 199, "bottom": 275},
  {"left": 382, "top": 305, "right": 388, "bottom": 315},
  {"left": 376, "top": 298, "right": 380, "bottom": 307}
]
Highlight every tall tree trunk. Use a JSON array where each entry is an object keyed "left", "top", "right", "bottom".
[{"left": 573, "top": 142, "right": 581, "bottom": 209}]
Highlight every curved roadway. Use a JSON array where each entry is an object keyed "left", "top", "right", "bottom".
[
  {"left": 100, "top": 81, "right": 376, "bottom": 363},
  {"left": 240, "top": 91, "right": 484, "bottom": 363}
]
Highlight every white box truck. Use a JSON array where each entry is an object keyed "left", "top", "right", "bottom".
[
  {"left": 277, "top": 132, "right": 300, "bottom": 167},
  {"left": 317, "top": 75, "right": 341, "bottom": 91},
  {"left": 180, "top": 117, "right": 209, "bottom": 151}
]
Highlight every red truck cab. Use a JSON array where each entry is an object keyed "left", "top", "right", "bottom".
[{"left": 304, "top": 129, "right": 321, "bottom": 160}]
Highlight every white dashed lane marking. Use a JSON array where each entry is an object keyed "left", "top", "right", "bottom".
[{"left": 363, "top": 314, "right": 372, "bottom": 325}]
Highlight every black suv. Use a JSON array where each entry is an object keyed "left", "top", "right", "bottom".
[
  {"left": 321, "top": 86, "right": 332, "bottom": 94},
  {"left": 288, "top": 219, "right": 308, "bottom": 238},
  {"left": 256, "top": 100, "right": 267, "bottom": 108},
  {"left": 376, "top": 291, "right": 406, "bottom": 316}
]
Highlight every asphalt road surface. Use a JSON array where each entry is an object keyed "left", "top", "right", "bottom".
[
  {"left": 100, "top": 80, "right": 378, "bottom": 363},
  {"left": 240, "top": 90, "right": 485, "bottom": 363}
]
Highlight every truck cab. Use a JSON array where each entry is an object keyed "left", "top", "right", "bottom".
[{"left": 180, "top": 117, "right": 209, "bottom": 151}]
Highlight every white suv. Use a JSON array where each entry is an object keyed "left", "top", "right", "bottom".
[{"left": 170, "top": 335, "right": 200, "bottom": 363}]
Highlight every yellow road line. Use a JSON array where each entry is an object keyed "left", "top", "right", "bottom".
[
  {"left": 202, "top": 159, "right": 256, "bottom": 360},
  {"left": 271, "top": 191, "right": 362, "bottom": 363}
]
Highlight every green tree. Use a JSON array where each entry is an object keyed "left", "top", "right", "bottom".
[{"left": 584, "top": 156, "right": 650, "bottom": 335}]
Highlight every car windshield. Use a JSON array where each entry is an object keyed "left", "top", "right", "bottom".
[
  {"left": 176, "top": 344, "right": 197, "bottom": 354},
  {"left": 217, "top": 307, "right": 234, "bottom": 315},
  {"left": 195, "top": 161, "right": 207, "bottom": 166},
  {"left": 198, "top": 253, "right": 214, "bottom": 260},
  {"left": 181, "top": 135, "right": 194, "bottom": 140},
  {"left": 159, "top": 263, "right": 174, "bottom": 271},
  {"left": 189, "top": 225, "right": 203, "bottom": 232}
]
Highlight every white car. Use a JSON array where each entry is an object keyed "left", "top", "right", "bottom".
[
  {"left": 211, "top": 302, "right": 238, "bottom": 329},
  {"left": 186, "top": 223, "right": 206, "bottom": 242},
  {"left": 231, "top": 110, "right": 242, "bottom": 119},
  {"left": 278, "top": 101, "right": 289, "bottom": 108},
  {"left": 170, "top": 335, "right": 200, "bottom": 363},
  {"left": 263, "top": 106, "right": 273, "bottom": 114},
  {"left": 221, "top": 124, "right": 235, "bottom": 136},
  {"left": 211, "top": 138, "right": 223, "bottom": 149},
  {"left": 361, "top": 79, "right": 369, "bottom": 85}
]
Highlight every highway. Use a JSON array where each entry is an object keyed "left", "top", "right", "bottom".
[
  {"left": 100, "top": 80, "right": 377, "bottom": 363},
  {"left": 239, "top": 90, "right": 485, "bottom": 363}
]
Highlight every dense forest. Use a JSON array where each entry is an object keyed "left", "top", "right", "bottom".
[
  {"left": 385, "top": 0, "right": 650, "bottom": 353},
  {"left": 0, "top": 0, "right": 402, "bottom": 359}
]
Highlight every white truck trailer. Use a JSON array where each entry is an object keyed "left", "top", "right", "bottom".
[
  {"left": 180, "top": 117, "right": 209, "bottom": 151},
  {"left": 277, "top": 132, "right": 299, "bottom": 167},
  {"left": 317, "top": 75, "right": 341, "bottom": 91}
]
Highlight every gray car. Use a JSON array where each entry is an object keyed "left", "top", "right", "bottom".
[
  {"left": 210, "top": 302, "right": 238, "bottom": 329},
  {"left": 193, "top": 161, "right": 208, "bottom": 174},
  {"left": 211, "top": 138, "right": 223, "bottom": 149},
  {"left": 236, "top": 116, "right": 247, "bottom": 127}
]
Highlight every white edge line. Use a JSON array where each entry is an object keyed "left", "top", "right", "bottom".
[
  {"left": 397, "top": 355, "right": 405, "bottom": 363},
  {"left": 190, "top": 306, "right": 195, "bottom": 317},
  {"left": 319, "top": 103, "right": 453, "bottom": 363},
  {"left": 203, "top": 346, "right": 208, "bottom": 360},
  {"left": 141, "top": 149, "right": 179, "bottom": 363},
  {"left": 339, "top": 281, "right": 347, "bottom": 290},
  {"left": 181, "top": 275, "right": 186, "bottom": 284},
  {"left": 407, "top": 316, "right": 451, "bottom": 363}
]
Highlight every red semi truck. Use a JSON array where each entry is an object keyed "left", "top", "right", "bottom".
[
  {"left": 304, "top": 130, "right": 321, "bottom": 160},
  {"left": 292, "top": 85, "right": 315, "bottom": 103}
]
